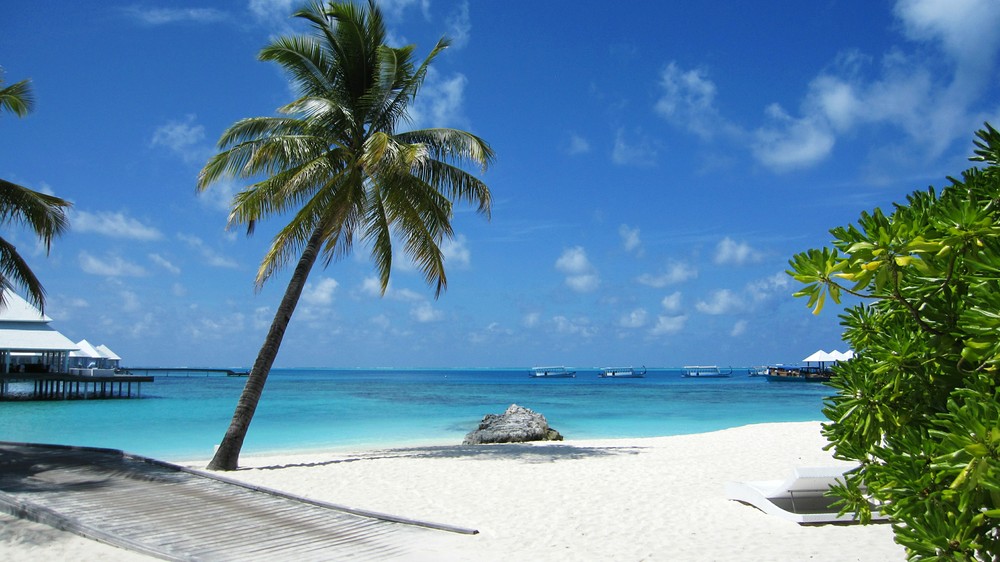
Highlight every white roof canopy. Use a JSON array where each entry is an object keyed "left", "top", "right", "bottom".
[
  {"left": 70, "top": 339, "right": 103, "bottom": 358},
  {"left": 803, "top": 349, "right": 854, "bottom": 363},
  {"left": 0, "top": 289, "right": 52, "bottom": 323},
  {"left": 0, "top": 289, "right": 76, "bottom": 352},
  {"left": 0, "top": 321, "right": 77, "bottom": 352},
  {"left": 96, "top": 344, "right": 121, "bottom": 361},
  {"left": 802, "top": 349, "right": 834, "bottom": 363}
]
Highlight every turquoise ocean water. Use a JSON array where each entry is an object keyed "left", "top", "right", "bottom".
[{"left": 0, "top": 368, "right": 833, "bottom": 461}]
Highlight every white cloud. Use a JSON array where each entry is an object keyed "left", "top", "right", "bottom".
[
  {"left": 247, "top": 0, "right": 297, "bottom": 23},
  {"left": 650, "top": 315, "right": 687, "bottom": 336},
  {"left": 555, "top": 246, "right": 600, "bottom": 292},
  {"left": 652, "top": 1, "right": 1000, "bottom": 173},
  {"left": 555, "top": 246, "right": 591, "bottom": 274},
  {"left": 654, "top": 62, "right": 726, "bottom": 139},
  {"left": 394, "top": 288, "right": 424, "bottom": 302},
  {"left": 565, "top": 133, "right": 591, "bottom": 155},
  {"left": 198, "top": 178, "right": 238, "bottom": 213},
  {"left": 612, "top": 128, "right": 658, "bottom": 167},
  {"left": 619, "top": 308, "right": 648, "bottom": 328},
  {"left": 151, "top": 115, "right": 211, "bottom": 164},
  {"left": 120, "top": 289, "right": 141, "bottom": 312},
  {"left": 72, "top": 210, "right": 163, "bottom": 240},
  {"left": 565, "top": 274, "right": 599, "bottom": 293},
  {"left": 171, "top": 282, "right": 186, "bottom": 297},
  {"left": 523, "top": 312, "right": 541, "bottom": 328},
  {"left": 637, "top": 262, "right": 697, "bottom": 288},
  {"left": 123, "top": 6, "right": 228, "bottom": 25},
  {"left": 553, "top": 315, "right": 597, "bottom": 338},
  {"left": 361, "top": 277, "right": 419, "bottom": 301},
  {"left": 445, "top": 2, "right": 471, "bottom": 49},
  {"left": 895, "top": 0, "right": 1000, "bottom": 80},
  {"left": 361, "top": 277, "right": 385, "bottom": 297},
  {"left": 714, "top": 237, "right": 762, "bottom": 265},
  {"left": 302, "top": 277, "right": 338, "bottom": 306},
  {"left": 178, "top": 234, "right": 239, "bottom": 268},
  {"left": 370, "top": 314, "right": 391, "bottom": 331},
  {"left": 755, "top": 0, "right": 1000, "bottom": 170},
  {"left": 79, "top": 252, "right": 147, "bottom": 277},
  {"left": 378, "top": 0, "right": 431, "bottom": 21},
  {"left": 148, "top": 253, "right": 180, "bottom": 275},
  {"left": 468, "top": 321, "right": 514, "bottom": 344},
  {"left": 411, "top": 301, "right": 442, "bottom": 323},
  {"left": 407, "top": 68, "right": 468, "bottom": 129},
  {"left": 661, "top": 291, "right": 682, "bottom": 312},
  {"left": 442, "top": 234, "right": 471, "bottom": 268},
  {"left": 747, "top": 272, "right": 792, "bottom": 302},
  {"left": 752, "top": 104, "right": 835, "bottom": 171},
  {"left": 253, "top": 306, "right": 272, "bottom": 330},
  {"left": 731, "top": 320, "right": 748, "bottom": 337},
  {"left": 696, "top": 289, "right": 743, "bottom": 315},
  {"left": 619, "top": 224, "right": 642, "bottom": 255}
]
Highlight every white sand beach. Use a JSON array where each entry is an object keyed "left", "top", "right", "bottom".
[{"left": 0, "top": 421, "right": 904, "bottom": 561}]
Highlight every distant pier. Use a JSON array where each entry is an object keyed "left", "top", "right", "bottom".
[
  {"left": 0, "top": 372, "right": 154, "bottom": 401},
  {"left": 123, "top": 367, "right": 249, "bottom": 377}
]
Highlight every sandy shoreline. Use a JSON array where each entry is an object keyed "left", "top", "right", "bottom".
[{"left": 1, "top": 422, "right": 904, "bottom": 561}]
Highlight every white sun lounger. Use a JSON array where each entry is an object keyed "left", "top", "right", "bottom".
[{"left": 725, "top": 466, "right": 887, "bottom": 524}]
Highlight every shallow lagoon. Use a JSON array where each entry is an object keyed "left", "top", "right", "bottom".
[{"left": 0, "top": 368, "right": 832, "bottom": 460}]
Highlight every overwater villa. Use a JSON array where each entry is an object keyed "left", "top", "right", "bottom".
[{"left": 0, "top": 289, "right": 147, "bottom": 399}]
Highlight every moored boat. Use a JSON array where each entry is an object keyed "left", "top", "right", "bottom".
[
  {"left": 765, "top": 366, "right": 832, "bottom": 382},
  {"left": 529, "top": 366, "right": 576, "bottom": 378},
  {"left": 598, "top": 366, "right": 646, "bottom": 378},
  {"left": 681, "top": 365, "right": 732, "bottom": 378}
]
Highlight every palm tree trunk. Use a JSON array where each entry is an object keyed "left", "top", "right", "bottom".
[{"left": 206, "top": 226, "right": 325, "bottom": 471}]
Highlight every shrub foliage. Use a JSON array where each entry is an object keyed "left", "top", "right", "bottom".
[{"left": 788, "top": 124, "right": 1000, "bottom": 560}]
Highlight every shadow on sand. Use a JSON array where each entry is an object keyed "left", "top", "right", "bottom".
[{"left": 250, "top": 442, "right": 648, "bottom": 471}]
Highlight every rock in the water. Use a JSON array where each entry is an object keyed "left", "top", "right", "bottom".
[{"left": 463, "top": 404, "right": 563, "bottom": 444}]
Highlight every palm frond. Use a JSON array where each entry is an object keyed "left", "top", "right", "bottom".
[
  {"left": 423, "top": 161, "right": 491, "bottom": 217},
  {"left": 0, "top": 236, "right": 46, "bottom": 312},
  {"left": 374, "top": 173, "right": 453, "bottom": 297},
  {"left": 362, "top": 185, "right": 393, "bottom": 295},
  {"left": 372, "top": 38, "right": 449, "bottom": 133},
  {"left": 0, "top": 78, "right": 35, "bottom": 117},
  {"left": 0, "top": 179, "right": 71, "bottom": 250},
  {"left": 259, "top": 35, "right": 333, "bottom": 96},
  {"left": 396, "top": 128, "right": 495, "bottom": 171}
]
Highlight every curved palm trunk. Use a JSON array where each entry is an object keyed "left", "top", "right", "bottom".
[{"left": 207, "top": 227, "right": 325, "bottom": 471}]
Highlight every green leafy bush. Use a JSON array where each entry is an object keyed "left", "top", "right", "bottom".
[{"left": 788, "top": 124, "right": 1000, "bottom": 560}]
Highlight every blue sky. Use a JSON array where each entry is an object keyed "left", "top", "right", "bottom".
[{"left": 2, "top": 0, "right": 998, "bottom": 369}]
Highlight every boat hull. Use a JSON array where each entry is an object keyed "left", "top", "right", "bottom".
[
  {"left": 681, "top": 366, "right": 732, "bottom": 378},
  {"left": 599, "top": 367, "right": 646, "bottom": 378},
  {"left": 766, "top": 375, "right": 831, "bottom": 383},
  {"left": 529, "top": 366, "right": 576, "bottom": 378}
]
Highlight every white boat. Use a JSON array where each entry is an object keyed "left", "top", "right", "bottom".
[
  {"left": 598, "top": 366, "right": 646, "bottom": 378},
  {"left": 681, "top": 365, "right": 732, "bottom": 378},
  {"left": 529, "top": 366, "right": 576, "bottom": 378}
]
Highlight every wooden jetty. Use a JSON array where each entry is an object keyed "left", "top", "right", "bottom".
[
  {"left": 124, "top": 367, "right": 249, "bottom": 377},
  {"left": 0, "top": 372, "right": 153, "bottom": 401},
  {"left": 0, "top": 442, "right": 476, "bottom": 561}
]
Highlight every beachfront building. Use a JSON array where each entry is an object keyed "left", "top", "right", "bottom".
[
  {"left": 69, "top": 339, "right": 122, "bottom": 374},
  {"left": 0, "top": 289, "right": 77, "bottom": 374},
  {"left": 96, "top": 344, "right": 121, "bottom": 369}
]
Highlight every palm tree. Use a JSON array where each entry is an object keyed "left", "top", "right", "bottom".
[
  {"left": 198, "top": 0, "right": 494, "bottom": 471},
  {"left": 0, "top": 71, "right": 71, "bottom": 312}
]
